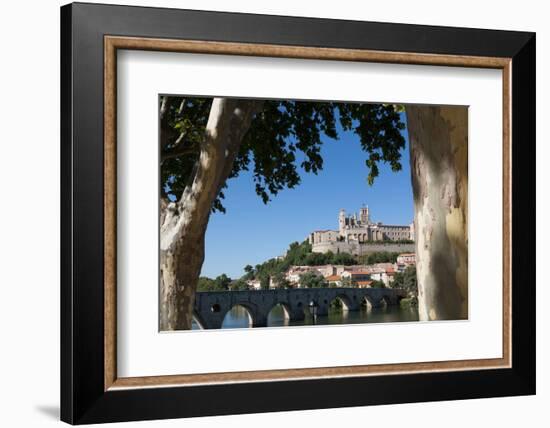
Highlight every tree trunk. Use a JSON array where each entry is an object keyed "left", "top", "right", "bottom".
[
  {"left": 406, "top": 106, "right": 468, "bottom": 321},
  {"left": 159, "top": 98, "right": 262, "bottom": 330}
]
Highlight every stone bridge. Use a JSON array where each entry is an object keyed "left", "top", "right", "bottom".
[{"left": 193, "top": 287, "right": 407, "bottom": 329}]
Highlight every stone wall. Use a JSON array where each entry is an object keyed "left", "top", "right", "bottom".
[{"left": 311, "top": 241, "right": 415, "bottom": 256}]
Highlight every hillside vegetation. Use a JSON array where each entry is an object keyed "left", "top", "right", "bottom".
[{"left": 198, "top": 240, "right": 402, "bottom": 291}]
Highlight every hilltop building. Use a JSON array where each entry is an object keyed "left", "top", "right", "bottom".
[{"left": 307, "top": 206, "right": 415, "bottom": 256}]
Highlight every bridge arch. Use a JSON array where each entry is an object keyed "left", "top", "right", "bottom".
[
  {"left": 382, "top": 293, "right": 404, "bottom": 306},
  {"left": 267, "top": 302, "right": 291, "bottom": 327},
  {"left": 362, "top": 294, "right": 384, "bottom": 309},
  {"left": 329, "top": 294, "right": 353, "bottom": 311},
  {"left": 192, "top": 310, "right": 206, "bottom": 330},
  {"left": 221, "top": 303, "right": 256, "bottom": 329},
  {"left": 268, "top": 302, "right": 291, "bottom": 318},
  {"left": 381, "top": 295, "right": 392, "bottom": 306}
]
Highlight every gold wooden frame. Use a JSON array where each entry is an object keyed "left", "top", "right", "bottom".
[{"left": 104, "top": 35, "right": 512, "bottom": 391}]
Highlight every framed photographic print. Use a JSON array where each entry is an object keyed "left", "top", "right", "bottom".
[{"left": 60, "top": 2, "right": 536, "bottom": 424}]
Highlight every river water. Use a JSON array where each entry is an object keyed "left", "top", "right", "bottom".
[{"left": 192, "top": 303, "right": 419, "bottom": 330}]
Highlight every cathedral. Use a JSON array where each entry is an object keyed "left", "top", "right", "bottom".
[{"left": 308, "top": 206, "right": 414, "bottom": 246}]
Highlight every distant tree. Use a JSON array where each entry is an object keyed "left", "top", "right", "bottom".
[
  {"left": 273, "top": 272, "right": 291, "bottom": 289},
  {"left": 341, "top": 277, "right": 352, "bottom": 288},
  {"left": 259, "top": 273, "right": 271, "bottom": 290},
  {"left": 197, "top": 275, "right": 233, "bottom": 291},
  {"left": 299, "top": 272, "right": 327, "bottom": 289},
  {"left": 283, "top": 241, "right": 312, "bottom": 267},
  {"left": 331, "top": 252, "right": 357, "bottom": 265},
  {"left": 230, "top": 279, "right": 250, "bottom": 291},
  {"left": 393, "top": 266, "right": 417, "bottom": 295},
  {"left": 245, "top": 240, "right": 317, "bottom": 291},
  {"left": 324, "top": 251, "right": 335, "bottom": 261},
  {"left": 213, "top": 274, "right": 232, "bottom": 291},
  {"left": 197, "top": 277, "right": 217, "bottom": 291},
  {"left": 371, "top": 280, "right": 386, "bottom": 289},
  {"left": 311, "top": 278, "right": 328, "bottom": 288},
  {"left": 304, "top": 252, "right": 328, "bottom": 266},
  {"left": 358, "top": 251, "right": 400, "bottom": 265},
  {"left": 242, "top": 264, "right": 255, "bottom": 280}
]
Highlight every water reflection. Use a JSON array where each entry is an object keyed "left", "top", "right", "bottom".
[
  {"left": 192, "top": 302, "right": 418, "bottom": 330},
  {"left": 222, "top": 304, "right": 252, "bottom": 329},
  {"left": 267, "top": 303, "right": 418, "bottom": 327}
]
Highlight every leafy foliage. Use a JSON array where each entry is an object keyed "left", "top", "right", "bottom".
[
  {"left": 392, "top": 266, "right": 418, "bottom": 295},
  {"left": 160, "top": 97, "right": 212, "bottom": 202},
  {"left": 299, "top": 272, "right": 327, "bottom": 289},
  {"left": 229, "top": 279, "right": 250, "bottom": 291},
  {"left": 197, "top": 274, "right": 232, "bottom": 291},
  {"left": 242, "top": 241, "right": 359, "bottom": 285},
  {"left": 357, "top": 251, "right": 400, "bottom": 265},
  {"left": 341, "top": 277, "right": 352, "bottom": 288},
  {"left": 259, "top": 273, "right": 270, "bottom": 290},
  {"left": 160, "top": 96, "right": 406, "bottom": 210},
  {"left": 370, "top": 280, "right": 386, "bottom": 289},
  {"left": 272, "top": 272, "right": 292, "bottom": 289}
]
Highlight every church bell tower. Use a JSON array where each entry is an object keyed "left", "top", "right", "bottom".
[
  {"left": 360, "top": 205, "right": 370, "bottom": 224},
  {"left": 338, "top": 209, "right": 346, "bottom": 236}
]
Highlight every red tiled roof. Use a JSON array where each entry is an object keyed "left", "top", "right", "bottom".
[{"left": 326, "top": 275, "right": 341, "bottom": 281}]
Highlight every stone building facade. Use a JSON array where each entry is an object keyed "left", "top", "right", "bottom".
[
  {"left": 308, "top": 206, "right": 415, "bottom": 256},
  {"left": 397, "top": 253, "right": 416, "bottom": 265}
]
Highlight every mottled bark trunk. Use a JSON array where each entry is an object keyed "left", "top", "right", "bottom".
[
  {"left": 159, "top": 98, "right": 262, "bottom": 330},
  {"left": 406, "top": 106, "right": 468, "bottom": 321}
]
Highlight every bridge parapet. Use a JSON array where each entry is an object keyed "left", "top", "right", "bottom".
[{"left": 193, "top": 287, "right": 407, "bottom": 329}]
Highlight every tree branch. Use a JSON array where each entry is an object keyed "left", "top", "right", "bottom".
[
  {"left": 161, "top": 140, "right": 199, "bottom": 163},
  {"left": 178, "top": 98, "right": 186, "bottom": 115},
  {"left": 160, "top": 97, "right": 176, "bottom": 151},
  {"left": 160, "top": 96, "right": 173, "bottom": 121},
  {"left": 174, "top": 98, "right": 263, "bottom": 209},
  {"left": 216, "top": 100, "right": 264, "bottom": 191}
]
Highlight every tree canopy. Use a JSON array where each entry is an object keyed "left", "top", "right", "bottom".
[
  {"left": 357, "top": 251, "right": 401, "bottom": 265},
  {"left": 160, "top": 96, "right": 406, "bottom": 212},
  {"left": 299, "top": 272, "right": 327, "bottom": 289},
  {"left": 196, "top": 274, "right": 233, "bottom": 292},
  {"left": 392, "top": 266, "right": 418, "bottom": 295}
]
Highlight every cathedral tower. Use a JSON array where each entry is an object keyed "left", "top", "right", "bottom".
[
  {"left": 360, "top": 205, "right": 370, "bottom": 224},
  {"left": 338, "top": 209, "right": 346, "bottom": 236}
]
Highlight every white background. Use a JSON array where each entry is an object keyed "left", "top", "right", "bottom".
[
  {"left": 0, "top": 0, "right": 546, "bottom": 427},
  {"left": 118, "top": 51, "right": 503, "bottom": 377}
]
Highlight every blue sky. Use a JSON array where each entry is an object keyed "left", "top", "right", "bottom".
[{"left": 201, "top": 113, "right": 413, "bottom": 279}]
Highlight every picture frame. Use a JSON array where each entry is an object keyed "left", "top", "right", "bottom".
[{"left": 60, "top": 2, "right": 535, "bottom": 424}]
